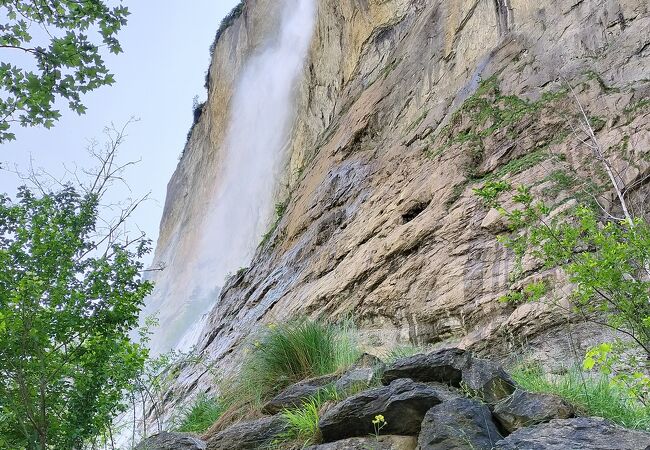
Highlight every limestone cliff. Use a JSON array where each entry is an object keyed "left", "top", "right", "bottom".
[{"left": 150, "top": 0, "right": 650, "bottom": 416}]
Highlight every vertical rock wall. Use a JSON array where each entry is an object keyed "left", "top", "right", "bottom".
[{"left": 150, "top": 0, "right": 650, "bottom": 412}]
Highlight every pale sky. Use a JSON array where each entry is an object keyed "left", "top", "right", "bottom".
[{"left": 0, "top": 1, "right": 240, "bottom": 263}]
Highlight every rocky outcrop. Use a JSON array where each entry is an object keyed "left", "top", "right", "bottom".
[
  {"left": 262, "top": 374, "right": 337, "bottom": 414},
  {"left": 134, "top": 432, "right": 206, "bottom": 450},
  {"left": 153, "top": 350, "right": 650, "bottom": 450},
  {"left": 205, "top": 416, "right": 288, "bottom": 450},
  {"left": 417, "top": 397, "right": 502, "bottom": 450},
  {"left": 382, "top": 348, "right": 515, "bottom": 403},
  {"left": 381, "top": 348, "right": 468, "bottom": 386},
  {"left": 318, "top": 379, "right": 443, "bottom": 442},
  {"left": 493, "top": 389, "right": 575, "bottom": 433},
  {"left": 494, "top": 417, "right": 650, "bottom": 450}
]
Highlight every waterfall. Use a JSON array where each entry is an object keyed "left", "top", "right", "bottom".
[{"left": 144, "top": 0, "right": 317, "bottom": 355}]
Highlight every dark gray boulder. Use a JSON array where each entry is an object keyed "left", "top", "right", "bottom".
[
  {"left": 460, "top": 356, "right": 515, "bottom": 404},
  {"left": 262, "top": 374, "right": 338, "bottom": 414},
  {"left": 417, "top": 397, "right": 503, "bottom": 450},
  {"left": 318, "top": 378, "right": 443, "bottom": 442},
  {"left": 135, "top": 432, "right": 206, "bottom": 450},
  {"left": 305, "top": 435, "right": 417, "bottom": 449},
  {"left": 493, "top": 388, "right": 575, "bottom": 432},
  {"left": 381, "top": 348, "right": 468, "bottom": 385},
  {"left": 335, "top": 367, "right": 375, "bottom": 394},
  {"left": 495, "top": 417, "right": 650, "bottom": 450},
  {"left": 381, "top": 348, "right": 514, "bottom": 404},
  {"left": 206, "top": 416, "right": 288, "bottom": 450}
]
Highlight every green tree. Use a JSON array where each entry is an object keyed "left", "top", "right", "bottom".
[
  {"left": 0, "top": 132, "right": 152, "bottom": 449},
  {"left": 0, "top": 0, "right": 129, "bottom": 142}
]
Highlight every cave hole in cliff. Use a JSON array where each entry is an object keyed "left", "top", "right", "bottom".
[{"left": 402, "top": 200, "right": 431, "bottom": 223}]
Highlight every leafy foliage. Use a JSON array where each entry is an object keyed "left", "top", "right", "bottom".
[
  {"left": 0, "top": 1, "right": 129, "bottom": 141},
  {"left": 488, "top": 185, "right": 650, "bottom": 355},
  {"left": 0, "top": 186, "right": 151, "bottom": 449}
]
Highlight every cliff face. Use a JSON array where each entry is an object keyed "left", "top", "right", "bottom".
[{"left": 151, "top": 0, "right": 650, "bottom": 411}]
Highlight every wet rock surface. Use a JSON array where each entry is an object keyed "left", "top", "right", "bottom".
[
  {"left": 494, "top": 417, "right": 650, "bottom": 450},
  {"left": 417, "top": 397, "right": 503, "bottom": 450},
  {"left": 318, "top": 378, "right": 443, "bottom": 442},
  {"left": 134, "top": 432, "right": 206, "bottom": 450},
  {"left": 493, "top": 388, "right": 575, "bottom": 433}
]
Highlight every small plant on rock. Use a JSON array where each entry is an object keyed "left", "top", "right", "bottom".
[{"left": 372, "top": 414, "right": 387, "bottom": 440}]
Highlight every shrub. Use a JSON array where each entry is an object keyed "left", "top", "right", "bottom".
[
  {"left": 175, "top": 395, "right": 227, "bottom": 433},
  {"left": 511, "top": 364, "right": 650, "bottom": 431}
]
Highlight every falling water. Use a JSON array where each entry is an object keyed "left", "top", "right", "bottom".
[{"left": 144, "top": 0, "right": 317, "bottom": 355}]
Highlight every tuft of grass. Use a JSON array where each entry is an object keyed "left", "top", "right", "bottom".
[
  {"left": 175, "top": 395, "right": 227, "bottom": 433},
  {"left": 239, "top": 320, "right": 360, "bottom": 402},
  {"left": 511, "top": 364, "right": 650, "bottom": 431},
  {"left": 276, "top": 388, "right": 339, "bottom": 447},
  {"left": 280, "top": 399, "right": 321, "bottom": 446}
]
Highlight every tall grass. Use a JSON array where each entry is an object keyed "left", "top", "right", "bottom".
[
  {"left": 175, "top": 395, "right": 227, "bottom": 433},
  {"left": 237, "top": 320, "right": 361, "bottom": 403},
  {"left": 205, "top": 319, "right": 360, "bottom": 436},
  {"left": 512, "top": 364, "right": 650, "bottom": 431}
]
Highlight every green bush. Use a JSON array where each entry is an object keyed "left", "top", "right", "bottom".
[
  {"left": 176, "top": 395, "right": 227, "bottom": 433},
  {"left": 512, "top": 364, "right": 650, "bottom": 430}
]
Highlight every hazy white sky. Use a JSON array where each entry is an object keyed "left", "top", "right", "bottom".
[{"left": 0, "top": 1, "right": 239, "bottom": 261}]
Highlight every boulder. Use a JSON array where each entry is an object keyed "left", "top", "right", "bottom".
[
  {"left": 351, "top": 353, "right": 384, "bottom": 369},
  {"left": 206, "top": 416, "right": 288, "bottom": 450},
  {"left": 417, "top": 397, "right": 503, "bottom": 450},
  {"left": 135, "top": 432, "right": 206, "bottom": 450},
  {"left": 262, "top": 374, "right": 338, "bottom": 414},
  {"left": 318, "top": 378, "right": 443, "bottom": 442},
  {"left": 381, "top": 348, "right": 468, "bottom": 385},
  {"left": 460, "top": 357, "right": 515, "bottom": 404},
  {"left": 495, "top": 417, "right": 650, "bottom": 450},
  {"left": 335, "top": 367, "right": 375, "bottom": 394},
  {"left": 305, "top": 435, "right": 417, "bottom": 449},
  {"left": 493, "top": 389, "right": 575, "bottom": 432},
  {"left": 381, "top": 348, "right": 515, "bottom": 404}
]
